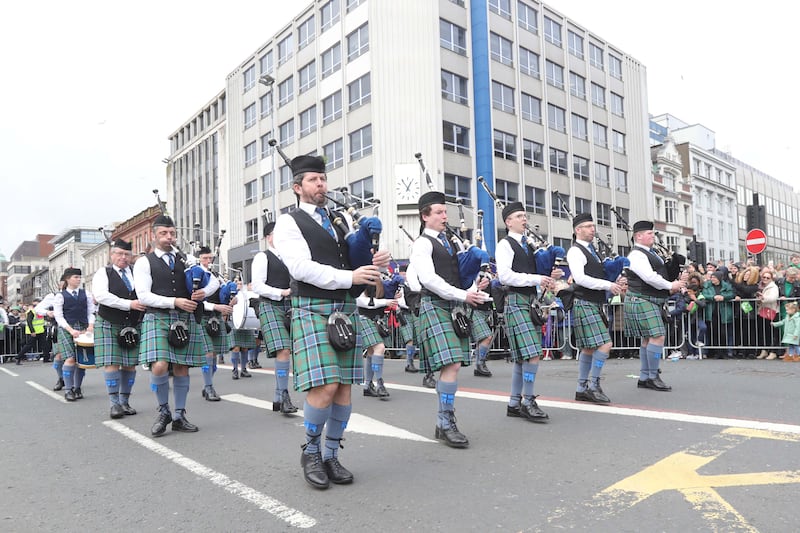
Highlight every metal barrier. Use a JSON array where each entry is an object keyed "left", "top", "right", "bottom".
[{"left": 1, "top": 324, "right": 45, "bottom": 363}]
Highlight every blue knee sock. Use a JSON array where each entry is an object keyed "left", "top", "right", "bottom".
[
  {"left": 589, "top": 350, "right": 609, "bottom": 389},
  {"left": 74, "top": 368, "right": 86, "bottom": 388},
  {"left": 646, "top": 344, "right": 663, "bottom": 379},
  {"left": 275, "top": 360, "right": 291, "bottom": 402},
  {"left": 104, "top": 369, "right": 121, "bottom": 405},
  {"left": 436, "top": 380, "right": 458, "bottom": 428},
  {"left": 119, "top": 369, "right": 136, "bottom": 405},
  {"left": 363, "top": 355, "right": 374, "bottom": 386},
  {"left": 53, "top": 359, "right": 64, "bottom": 379},
  {"left": 509, "top": 362, "right": 523, "bottom": 407},
  {"left": 303, "top": 402, "right": 332, "bottom": 455},
  {"left": 63, "top": 364, "right": 75, "bottom": 390},
  {"left": 173, "top": 375, "right": 190, "bottom": 412},
  {"left": 231, "top": 352, "right": 240, "bottom": 369},
  {"left": 521, "top": 361, "right": 538, "bottom": 401},
  {"left": 406, "top": 345, "right": 416, "bottom": 365},
  {"left": 639, "top": 346, "right": 650, "bottom": 381},
  {"left": 202, "top": 355, "right": 215, "bottom": 388},
  {"left": 477, "top": 344, "right": 490, "bottom": 362},
  {"left": 150, "top": 372, "right": 170, "bottom": 408},
  {"left": 323, "top": 403, "right": 352, "bottom": 460},
  {"left": 371, "top": 354, "right": 384, "bottom": 380},
  {"left": 576, "top": 352, "right": 592, "bottom": 391}
]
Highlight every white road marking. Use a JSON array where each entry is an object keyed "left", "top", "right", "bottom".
[
  {"left": 0, "top": 367, "right": 20, "bottom": 377},
  {"left": 26, "top": 380, "right": 68, "bottom": 402},
  {"left": 103, "top": 420, "right": 316, "bottom": 529}
]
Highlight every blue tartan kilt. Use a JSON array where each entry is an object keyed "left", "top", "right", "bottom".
[
  {"left": 573, "top": 298, "right": 612, "bottom": 349},
  {"left": 258, "top": 298, "right": 291, "bottom": 357},
  {"left": 357, "top": 314, "right": 385, "bottom": 349},
  {"left": 56, "top": 322, "right": 88, "bottom": 360},
  {"left": 230, "top": 328, "right": 258, "bottom": 349},
  {"left": 469, "top": 308, "right": 494, "bottom": 343},
  {"left": 417, "top": 295, "right": 470, "bottom": 371},
  {"left": 94, "top": 316, "right": 140, "bottom": 367},
  {"left": 504, "top": 292, "right": 542, "bottom": 362},
  {"left": 290, "top": 295, "right": 363, "bottom": 392},
  {"left": 138, "top": 310, "right": 213, "bottom": 367},
  {"left": 397, "top": 312, "right": 415, "bottom": 345},
  {"left": 623, "top": 293, "right": 667, "bottom": 338},
  {"left": 201, "top": 312, "right": 230, "bottom": 354}
]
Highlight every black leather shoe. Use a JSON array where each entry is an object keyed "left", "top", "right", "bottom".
[
  {"left": 151, "top": 410, "right": 173, "bottom": 437},
  {"left": 473, "top": 360, "right": 492, "bottom": 377},
  {"left": 434, "top": 413, "right": 469, "bottom": 448},
  {"left": 202, "top": 387, "right": 221, "bottom": 402},
  {"left": 422, "top": 373, "right": 437, "bottom": 389},
  {"left": 273, "top": 389, "right": 298, "bottom": 414},
  {"left": 405, "top": 363, "right": 419, "bottom": 373},
  {"left": 376, "top": 378, "right": 390, "bottom": 400},
  {"left": 300, "top": 450, "right": 330, "bottom": 490},
  {"left": 645, "top": 376, "right": 672, "bottom": 391},
  {"left": 323, "top": 457, "right": 354, "bottom": 484},
  {"left": 217, "top": 355, "right": 225, "bottom": 364},
  {"left": 74, "top": 388, "right": 83, "bottom": 399},
  {"left": 637, "top": 380, "right": 650, "bottom": 389},
  {"left": 15, "top": 356, "right": 23, "bottom": 365},
  {"left": 172, "top": 413, "right": 199, "bottom": 432},
  {"left": 232, "top": 368, "right": 239, "bottom": 380},
  {"left": 363, "top": 381, "right": 378, "bottom": 397},
  {"left": 240, "top": 368, "right": 252, "bottom": 378},
  {"left": 110, "top": 404, "right": 125, "bottom": 419},
  {"left": 53, "top": 378, "right": 65, "bottom": 391},
  {"left": 65, "top": 388, "right": 77, "bottom": 402},
  {"left": 506, "top": 405, "right": 521, "bottom": 417},
  {"left": 576, "top": 388, "right": 611, "bottom": 404},
  {"left": 519, "top": 398, "right": 549, "bottom": 422},
  {"left": 121, "top": 403, "right": 137, "bottom": 415}
]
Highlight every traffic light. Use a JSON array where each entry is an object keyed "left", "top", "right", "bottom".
[
  {"left": 746, "top": 204, "right": 766, "bottom": 231},
  {"left": 688, "top": 240, "right": 707, "bottom": 265}
]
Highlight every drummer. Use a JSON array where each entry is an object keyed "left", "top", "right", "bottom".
[
  {"left": 92, "top": 239, "right": 146, "bottom": 418},
  {"left": 229, "top": 281, "right": 256, "bottom": 381},
  {"left": 53, "top": 267, "right": 96, "bottom": 402}
]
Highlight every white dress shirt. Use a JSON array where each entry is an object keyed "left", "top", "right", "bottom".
[
  {"left": 34, "top": 293, "right": 57, "bottom": 316},
  {"left": 93, "top": 265, "right": 136, "bottom": 311},
  {"left": 54, "top": 288, "right": 96, "bottom": 329},
  {"left": 409, "top": 228, "right": 467, "bottom": 302},
  {"left": 627, "top": 244, "right": 672, "bottom": 291},
  {"left": 251, "top": 247, "right": 287, "bottom": 301},
  {"left": 496, "top": 232, "right": 545, "bottom": 289},
  {"left": 567, "top": 239, "right": 614, "bottom": 291},
  {"left": 133, "top": 249, "right": 219, "bottom": 309}
]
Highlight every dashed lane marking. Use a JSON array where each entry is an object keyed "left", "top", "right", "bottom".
[{"left": 26, "top": 380, "right": 68, "bottom": 402}]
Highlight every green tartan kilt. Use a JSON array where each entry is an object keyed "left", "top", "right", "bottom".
[
  {"left": 415, "top": 313, "right": 432, "bottom": 373},
  {"left": 138, "top": 310, "right": 212, "bottom": 367},
  {"left": 623, "top": 293, "right": 666, "bottom": 338},
  {"left": 573, "top": 298, "right": 612, "bottom": 349},
  {"left": 56, "top": 322, "right": 86, "bottom": 360},
  {"left": 290, "top": 296, "right": 363, "bottom": 392},
  {"left": 469, "top": 308, "right": 494, "bottom": 343},
  {"left": 258, "top": 299, "right": 291, "bottom": 357},
  {"left": 230, "top": 328, "right": 258, "bottom": 349},
  {"left": 504, "top": 292, "right": 542, "bottom": 362},
  {"left": 417, "top": 295, "right": 470, "bottom": 371},
  {"left": 397, "top": 312, "right": 415, "bottom": 345},
  {"left": 357, "top": 314, "right": 385, "bottom": 349},
  {"left": 201, "top": 312, "right": 230, "bottom": 354},
  {"left": 94, "top": 316, "right": 140, "bottom": 367}
]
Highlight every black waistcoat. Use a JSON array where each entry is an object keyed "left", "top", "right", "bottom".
[
  {"left": 571, "top": 243, "right": 607, "bottom": 304},
  {"left": 98, "top": 266, "right": 143, "bottom": 325},
  {"left": 146, "top": 252, "right": 190, "bottom": 299},
  {"left": 626, "top": 248, "right": 670, "bottom": 298},
  {"left": 265, "top": 250, "right": 291, "bottom": 290},
  {"left": 420, "top": 233, "right": 460, "bottom": 291},
  {"left": 504, "top": 236, "right": 537, "bottom": 295}
]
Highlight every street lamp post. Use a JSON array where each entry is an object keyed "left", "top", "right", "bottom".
[{"left": 259, "top": 74, "right": 278, "bottom": 228}]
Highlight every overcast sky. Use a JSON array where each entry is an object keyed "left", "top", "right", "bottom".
[{"left": 1, "top": 0, "right": 796, "bottom": 259}]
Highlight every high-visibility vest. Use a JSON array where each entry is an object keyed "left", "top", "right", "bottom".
[{"left": 24, "top": 309, "right": 45, "bottom": 335}]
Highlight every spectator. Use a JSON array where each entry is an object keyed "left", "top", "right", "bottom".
[
  {"left": 701, "top": 271, "right": 734, "bottom": 359},
  {"left": 731, "top": 265, "right": 760, "bottom": 358},
  {"left": 772, "top": 301, "right": 800, "bottom": 361},
  {"left": 756, "top": 270, "right": 780, "bottom": 359}
]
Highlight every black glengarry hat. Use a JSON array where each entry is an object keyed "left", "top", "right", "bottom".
[
  {"left": 111, "top": 238, "right": 132, "bottom": 251},
  {"left": 263, "top": 221, "right": 276, "bottom": 237},
  {"left": 291, "top": 155, "right": 326, "bottom": 176},
  {"left": 418, "top": 191, "right": 446, "bottom": 211},
  {"left": 572, "top": 212, "right": 593, "bottom": 228},
  {"left": 63, "top": 267, "right": 82, "bottom": 278},
  {"left": 502, "top": 202, "right": 524, "bottom": 222},
  {"left": 153, "top": 215, "right": 175, "bottom": 228},
  {"left": 632, "top": 220, "right": 654, "bottom": 233},
  {"left": 197, "top": 246, "right": 212, "bottom": 255}
]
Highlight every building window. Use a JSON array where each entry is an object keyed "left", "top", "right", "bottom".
[
  {"left": 569, "top": 71, "right": 586, "bottom": 99},
  {"left": 321, "top": 43, "right": 341, "bottom": 79},
  {"left": 279, "top": 119, "right": 294, "bottom": 146},
  {"left": 298, "top": 61, "right": 316, "bottom": 93},
  {"left": 519, "top": 47, "right": 540, "bottom": 78},
  {"left": 277, "top": 33, "right": 293, "bottom": 65},
  {"left": 493, "top": 130, "right": 516, "bottom": 161},
  {"left": 443, "top": 121, "right": 469, "bottom": 154},
  {"left": 440, "top": 19, "right": 467, "bottom": 55},
  {"left": 442, "top": 70, "right": 469, "bottom": 104},
  {"left": 552, "top": 191, "right": 570, "bottom": 218},
  {"left": 349, "top": 125, "right": 372, "bottom": 161},
  {"left": 244, "top": 142, "right": 257, "bottom": 167},
  {"left": 261, "top": 133, "right": 273, "bottom": 159},
  {"left": 445, "top": 173, "right": 472, "bottom": 205},
  {"left": 243, "top": 65, "right": 256, "bottom": 92},
  {"left": 574, "top": 155, "right": 590, "bottom": 181},
  {"left": 347, "top": 0, "right": 363, "bottom": 12},
  {"left": 490, "top": 32, "right": 513, "bottom": 65},
  {"left": 520, "top": 93, "right": 541, "bottom": 123},
  {"left": 320, "top": 0, "right": 340, "bottom": 32},
  {"left": 614, "top": 168, "right": 628, "bottom": 193},
  {"left": 347, "top": 23, "right": 369, "bottom": 61},
  {"left": 260, "top": 92, "right": 273, "bottom": 118},
  {"left": 568, "top": 30, "right": 584, "bottom": 59},
  {"left": 549, "top": 148, "right": 568, "bottom": 176},
  {"left": 322, "top": 91, "right": 342, "bottom": 125},
  {"left": 259, "top": 50, "right": 273, "bottom": 74},
  {"left": 545, "top": 60, "right": 564, "bottom": 89},
  {"left": 591, "top": 82, "right": 605, "bottom": 108},
  {"left": 575, "top": 196, "right": 592, "bottom": 215},
  {"left": 571, "top": 113, "right": 587, "bottom": 141},
  {"left": 261, "top": 172, "right": 274, "bottom": 198},
  {"left": 279, "top": 165, "right": 292, "bottom": 191},
  {"left": 349, "top": 176, "right": 374, "bottom": 206},
  {"left": 589, "top": 42, "right": 604, "bottom": 70},
  {"left": 609, "top": 54, "right": 623, "bottom": 80},
  {"left": 547, "top": 103, "right": 566, "bottom": 132},
  {"left": 243, "top": 103, "right": 256, "bottom": 129},
  {"left": 245, "top": 180, "right": 258, "bottom": 205},
  {"left": 592, "top": 122, "right": 607, "bottom": 148},
  {"left": 614, "top": 207, "right": 629, "bottom": 230},
  {"left": 663, "top": 172, "right": 675, "bottom": 191},
  {"left": 596, "top": 202, "right": 611, "bottom": 226},
  {"left": 323, "top": 138, "right": 344, "bottom": 169},
  {"left": 664, "top": 199, "right": 677, "bottom": 224},
  {"left": 278, "top": 77, "right": 294, "bottom": 106},
  {"left": 543, "top": 16, "right": 562, "bottom": 47},
  {"left": 525, "top": 186, "right": 546, "bottom": 214},
  {"left": 610, "top": 92, "right": 624, "bottom": 116},
  {"left": 348, "top": 73, "right": 371, "bottom": 109},
  {"left": 522, "top": 139, "right": 543, "bottom": 168},
  {"left": 299, "top": 106, "right": 317, "bottom": 138},
  {"left": 517, "top": 1, "right": 538, "bottom": 33},
  {"left": 489, "top": 0, "right": 511, "bottom": 19},
  {"left": 612, "top": 130, "right": 625, "bottom": 154},
  {"left": 245, "top": 219, "right": 259, "bottom": 242},
  {"left": 496, "top": 179, "right": 519, "bottom": 203},
  {"left": 298, "top": 15, "right": 315, "bottom": 49},
  {"left": 492, "top": 81, "right": 515, "bottom": 113}
]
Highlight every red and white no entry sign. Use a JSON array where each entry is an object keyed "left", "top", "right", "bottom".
[{"left": 745, "top": 228, "right": 767, "bottom": 255}]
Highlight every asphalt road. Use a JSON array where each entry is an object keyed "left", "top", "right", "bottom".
[{"left": 2, "top": 355, "right": 799, "bottom": 532}]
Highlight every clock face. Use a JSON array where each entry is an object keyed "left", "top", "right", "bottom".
[{"left": 396, "top": 175, "right": 420, "bottom": 202}]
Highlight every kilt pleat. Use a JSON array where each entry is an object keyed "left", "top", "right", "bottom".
[
  {"left": 258, "top": 299, "right": 291, "bottom": 357},
  {"left": 357, "top": 314, "right": 384, "bottom": 348},
  {"left": 417, "top": 295, "right": 469, "bottom": 371},
  {"left": 469, "top": 308, "right": 494, "bottom": 343},
  {"left": 139, "top": 310, "right": 213, "bottom": 366},
  {"left": 397, "top": 313, "right": 415, "bottom": 345},
  {"left": 230, "top": 328, "right": 258, "bottom": 349},
  {"left": 573, "top": 298, "right": 612, "bottom": 348},
  {"left": 623, "top": 293, "right": 666, "bottom": 338},
  {"left": 290, "top": 296, "right": 362, "bottom": 392},
  {"left": 504, "top": 292, "right": 542, "bottom": 362},
  {"left": 94, "top": 316, "right": 140, "bottom": 367}
]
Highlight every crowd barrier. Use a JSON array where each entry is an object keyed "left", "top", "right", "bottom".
[{"left": 0, "top": 324, "right": 45, "bottom": 363}]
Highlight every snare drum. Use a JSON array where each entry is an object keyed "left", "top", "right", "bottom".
[
  {"left": 232, "top": 290, "right": 260, "bottom": 331},
  {"left": 75, "top": 333, "right": 96, "bottom": 369}
]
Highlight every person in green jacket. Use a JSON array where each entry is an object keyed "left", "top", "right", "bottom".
[
  {"left": 701, "top": 271, "right": 735, "bottom": 359},
  {"left": 772, "top": 301, "right": 800, "bottom": 361}
]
